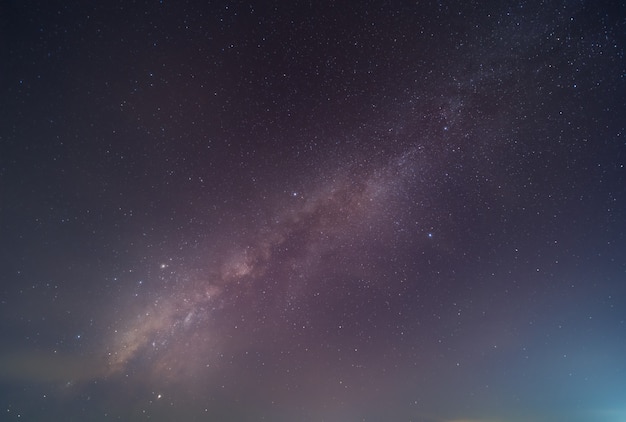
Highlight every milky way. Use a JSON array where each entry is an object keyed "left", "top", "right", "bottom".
[
  {"left": 1, "top": 1, "right": 625, "bottom": 421},
  {"left": 104, "top": 147, "right": 426, "bottom": 381}
]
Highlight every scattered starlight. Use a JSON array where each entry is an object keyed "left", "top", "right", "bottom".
[{"left": 1, "top": 1, "right": 624, "bottom": 422}]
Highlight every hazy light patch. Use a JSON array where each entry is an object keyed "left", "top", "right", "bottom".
[
  {"left": 0, "top": 349, "right": 106, "bottom": 384},
  {"left": 588, "top": 407, "right": 626, "bottom": 421}
]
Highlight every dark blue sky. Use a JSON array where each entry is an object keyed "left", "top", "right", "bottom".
[{"left": 1, "top": 1, "right": 625, "bottom": 421}]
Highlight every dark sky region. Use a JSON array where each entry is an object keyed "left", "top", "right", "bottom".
[{"left": 1, "top": 1, "right": 625, "bottom": 421}]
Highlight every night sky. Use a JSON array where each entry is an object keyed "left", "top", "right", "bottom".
[{"left": 1, "top": 1, "right": 626, "bottom": 421}]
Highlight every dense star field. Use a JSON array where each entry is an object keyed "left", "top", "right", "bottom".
[{"left": 1, "top": 1, "right": 625, "bottom": 421}]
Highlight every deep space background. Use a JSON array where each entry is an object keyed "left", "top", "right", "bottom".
[{"left": 1, "top": 1, "right": 626, "bottom": 421}]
